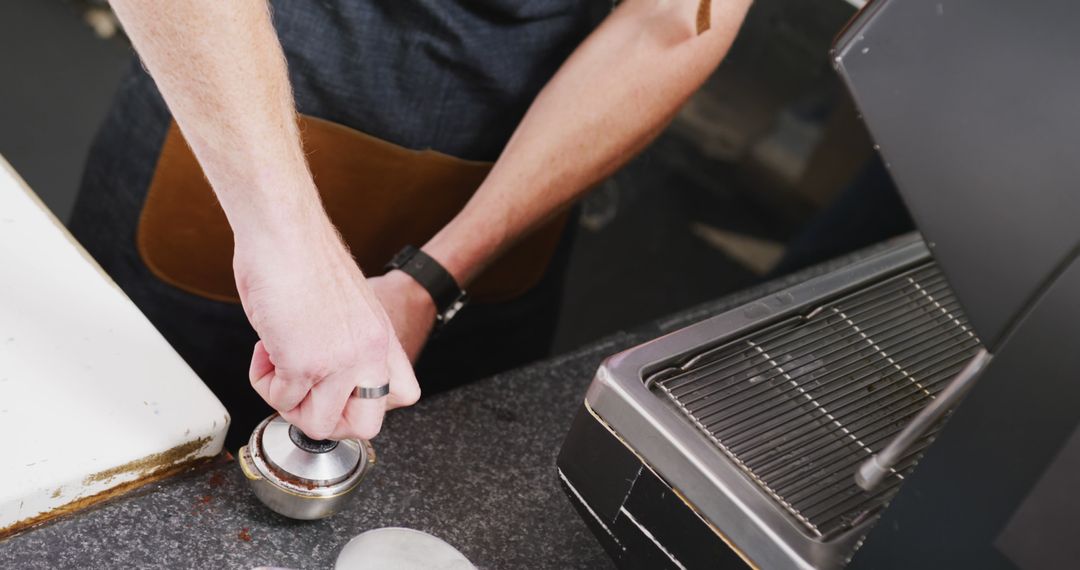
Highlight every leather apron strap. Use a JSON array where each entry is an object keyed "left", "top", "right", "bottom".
[{"left": 137, "top": 114, "right": 568, "bottom": 304}]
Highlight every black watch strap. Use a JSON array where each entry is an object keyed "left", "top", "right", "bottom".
[{"left": 385, "top": 246, "right": 469, "bottom": 326}]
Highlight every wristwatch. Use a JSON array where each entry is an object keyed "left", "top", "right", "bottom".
[{"left": 385, "top": 245, "right": 469, "bottom": 328}]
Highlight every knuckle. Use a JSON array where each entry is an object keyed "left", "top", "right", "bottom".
[
  {"left": 300, "top": 363, "right": 332, "bottom": 382},
  {"left": 279, "top": 409, "right": 301, "bottom": 425},
  {"left": 398, "top": 383, "right": 421, "bottom": 407},
  {"left": 355, "top": 424, "right": 381, "bottom": 441},
  {"left": 280, "top": 357, "right": 330, "bottom": 382},
  {"left": 273, "top": 352, "right": 313, "bottom": 377},
  {"left": 345, "top": 412, "right": 383, "bottom": 441},
  {"left": 268, "top": 376, "right": 311, "bottom": 404}
]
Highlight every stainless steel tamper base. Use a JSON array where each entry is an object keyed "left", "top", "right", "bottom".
[{"left": 239, "top": 414, "right": 376, "bottom": 520}]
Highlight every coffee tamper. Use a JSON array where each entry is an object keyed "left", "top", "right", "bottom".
[{"left": 239, "top": 414, "right": 376, "bottom": 520}]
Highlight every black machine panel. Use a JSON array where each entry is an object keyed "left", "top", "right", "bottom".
[
  {"left": 835, "top": 1, "right": 1080, "bottom": 567},
  {"left": 833, "top": 0, "right": 1080, "bottom": 351}
]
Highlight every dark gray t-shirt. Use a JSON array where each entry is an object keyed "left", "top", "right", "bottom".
[{"left": 271, "top": 0, "right": 610, "bottom": 160}]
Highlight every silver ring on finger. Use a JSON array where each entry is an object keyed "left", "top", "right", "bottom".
[{"left": 353, "top": 383, "right": 390, "bottom": 399}]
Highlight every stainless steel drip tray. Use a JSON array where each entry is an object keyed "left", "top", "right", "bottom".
[{"left": 585, "top": 235, "right": 982, "bottom": 569}]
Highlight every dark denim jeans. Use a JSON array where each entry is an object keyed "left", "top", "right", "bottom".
[{"left": 69, "top": 1, "right": 606, "bottom": 448}]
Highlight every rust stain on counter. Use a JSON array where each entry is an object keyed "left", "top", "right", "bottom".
[
  {"left": 82, "top": 436, "right": 211, "bottom": 486},
  {"left": 0, "top": 437, "right": 218, "bottom": 541}
]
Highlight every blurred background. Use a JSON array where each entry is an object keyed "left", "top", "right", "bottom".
[{"left": 0, "top": 0, "right": 910, "bottom": 355}]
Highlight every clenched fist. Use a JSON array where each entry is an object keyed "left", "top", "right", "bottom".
[{"left": 235, "top": 212, "right": 420, "bottom": 441}]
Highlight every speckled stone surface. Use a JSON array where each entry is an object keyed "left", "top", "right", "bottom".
[
  {"left": 0, "top": 336, "right": 639, "bottom": 570},
  {"left": 0, "top": 242, "right": 898, "bottom": 570}
]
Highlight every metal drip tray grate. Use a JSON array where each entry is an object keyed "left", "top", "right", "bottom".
[{"left": 652, "top": 263, "right": 982, "bottom": 538}]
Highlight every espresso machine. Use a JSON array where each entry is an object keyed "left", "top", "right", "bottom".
[{"left": 557, "top": 1, "right": 1080, "bottom": 568}]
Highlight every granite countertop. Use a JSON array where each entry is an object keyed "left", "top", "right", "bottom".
[{"left": 0, "top": 243, "right": 893, "bottom": 569}]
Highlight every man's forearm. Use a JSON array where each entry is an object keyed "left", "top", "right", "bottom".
[
  {"left": 424, "top": 0, "right": 751, "bottom": 285},
  {"left": 109, "top": 0, "right": 320, "bottom": 244},
  {"left": 110, "top": 1, "right": 420, "bottom": 440}
]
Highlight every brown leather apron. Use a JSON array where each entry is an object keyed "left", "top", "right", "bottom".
[{"left": 137, "top": 114, "right": 567, "bottom": 304}]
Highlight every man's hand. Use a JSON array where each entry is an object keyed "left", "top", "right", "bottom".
[
  {"left": 237, "top": 212, "right": 420, "bottom": 440},
  {"left": 367, "top": 270, "right": 437, "bottom": 363}
]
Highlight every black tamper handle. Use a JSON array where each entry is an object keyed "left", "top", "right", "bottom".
[{"left": 288, "top": 424, "right": 339, "bottom": 453}]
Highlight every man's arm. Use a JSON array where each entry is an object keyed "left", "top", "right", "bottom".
[
  {"left": 109, "top": 0, "right": 419, "bottom": 440},
  {"left": 427, "top": 0, "right": 751, "bottom": 281},
  {"left": 375, "top": 0, "right": 752, "bottom": 359}
]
